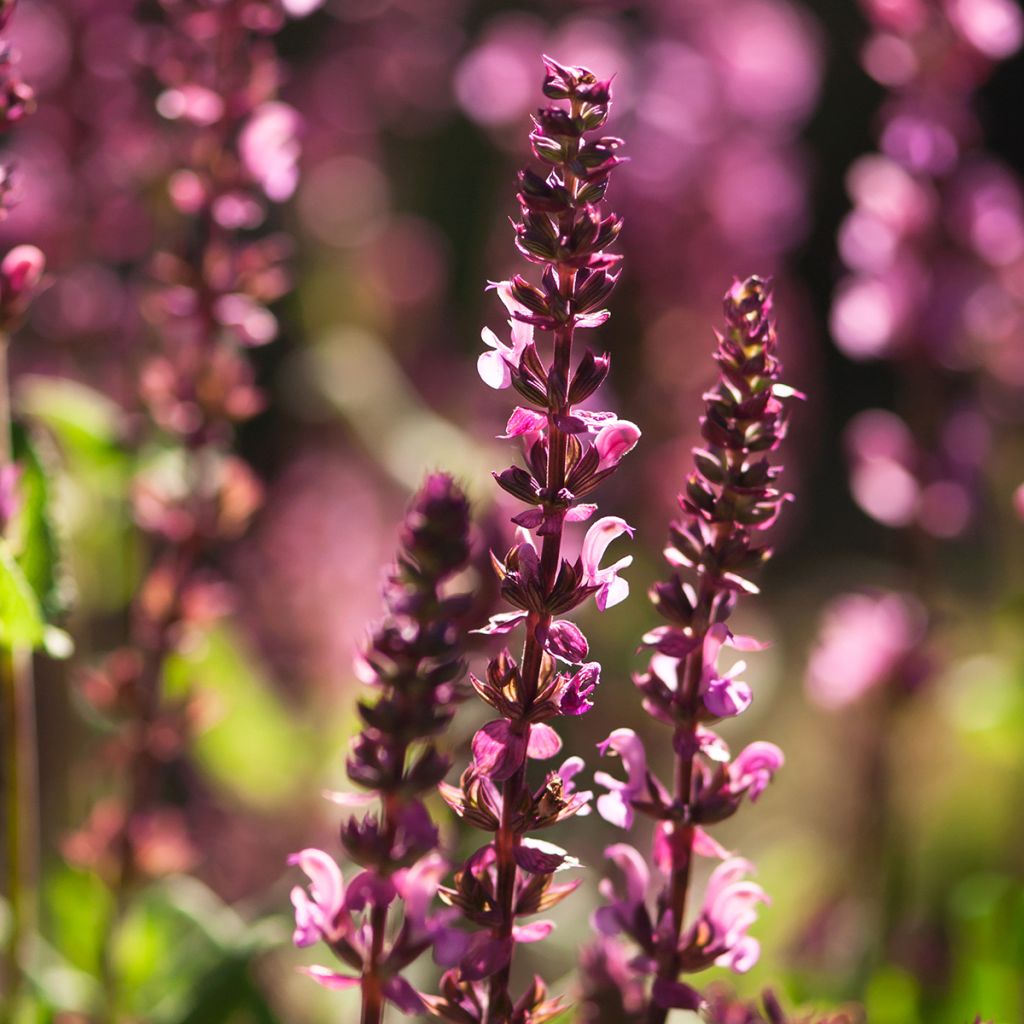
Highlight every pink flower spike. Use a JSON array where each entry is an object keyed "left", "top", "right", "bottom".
[
  {"left": 581, "top": 516, "right": 635, "bottom": 611},
  {"left": 298, "top": 965, "right": 361, "bottom": 990},
  {"left": 594, "top": 419, "right": 641, "bottom": 470}
]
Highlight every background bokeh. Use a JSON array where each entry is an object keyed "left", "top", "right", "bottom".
[{"left": 2, "top": 0, "right": 1024, "bottom": 1021}]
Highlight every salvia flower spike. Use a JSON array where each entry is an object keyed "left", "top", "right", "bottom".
[
  {"left": 426, "top": 57, "right": 637, "bottom": 1024},
  {"left": 289, "top": 473, "right": 473, "bottom": 1024},
  {"left": 587, "top": 276, "right": 796, "bottom": 1021}
]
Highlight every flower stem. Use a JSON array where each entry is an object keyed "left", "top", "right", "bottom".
[{"left": 0, "top": 330, "right": 38, "bottom": 1017}]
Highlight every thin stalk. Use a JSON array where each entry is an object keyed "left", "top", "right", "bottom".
[
  {"left": 0, "top": 332, "right": 38, "bottom": 1019},
  {"left": 484, "top": 123, "right": 582, "bottom": 1018},
  {"left": 647, "top": 517, "right": 731, "bottom": 1024},
  {"left": 359, "top": 775, "right": 405, "bottom": 1024}
]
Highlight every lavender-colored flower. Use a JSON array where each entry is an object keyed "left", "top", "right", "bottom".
[
  {"left": 429, "top": 57, "right": 636, "bottom": 1022},
  {"left": 586, "top": 277, "right": 796, "bottom": 1020},
  {"left": 289, "top": 474, "right": 472, "bottom": 1022}
]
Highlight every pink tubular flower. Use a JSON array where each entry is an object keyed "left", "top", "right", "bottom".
[
  {"left": 288, "top": 847, "right": 347, "bottom": 947},
  {"left": 477, "top": 282, "right": 533, "bottom": 389},
  {"left": 594, "top": 843, "right": 650, "bottom": 938},
  {"left": 581, "top": 516, "right": 635, "bottom": 611},
  {"left": 727, "top": 742, "right": 785, "bottom": 801},
  {"left": 555, "top": 757, "right": 592, "bottom": 816},
  {"left": 700, "top": 624, "right": 753, "bottom": 718},
  {"left": 594, "top": 729, "right": 649, "bottom": 829},
  {"left": 558, "top": 662, "right": 601, "bottom": 716},
  {"left": 688, "top": 858, "right": 768, "bottom": 973},
  {"left": 595, "top": 418, "right": 642, "bottom": 470}
]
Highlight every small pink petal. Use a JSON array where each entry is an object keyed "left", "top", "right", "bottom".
[
  {"left": 513, "top": 920, "right": 554, "bottom": 943},
  {"left": 692, "top": 827, "right": 732, "bottom": 859},
  {"left": 502, "top": 407, "right": 547, "bottom": 438},
  {"left": 478, "top": 349, "right": 511, "bottom": 389},
  {"left": 547, "top": 619, "right": 589, "bottom": 662},
  {"left": 471, "top": 611, "right": 528, "bottom": 636},
  {"left": 472, "top": 721, "right": 525, "bottom": 781},
  {"left": 526, "top": 722, "right": 562, "bottom": 760},
  {"left": 299, "top": 965, "right": 360, "bottom": 990}
]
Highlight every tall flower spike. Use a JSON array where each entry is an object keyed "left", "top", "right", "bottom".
[
  {"left": 62, "top": 4, "right": 318, "bottom": 1014},
  {"left": 428, "top": 57, "right": 636, "bottom": 1024},
  {"left": 289, "top": 473, "right": 473, "bottom": 1024},
  {"left": 588, "top": 277, "right": 796, "bottom": 1020}
]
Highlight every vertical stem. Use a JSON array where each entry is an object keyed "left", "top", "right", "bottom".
[
  {"left": 486, "top": 305, "right": 575, "bottom": 1024},
  {"left": 485, "top": 96, "right": 585, "bottom": 1021},
  {"left": 647, "top": 515, "right": 731, "bottom": 1024},
  {"left": 0, "top": 332, "right": 38, "bottom": 1016},
  {"left": 361, "top": 901, "right": 387, "bottom": 1024},
  {"left": 646, "top": 650, "right": 702, "bottom": 1024},
  {"left": 358, "top": 779, "right": 404, "bottom": 1024}
]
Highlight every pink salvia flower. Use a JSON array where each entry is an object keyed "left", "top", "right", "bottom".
[
  {"left": 288, "top": 848, "right": 346, "bottom": 946},
  {"left": 594, "top": 729, "right": 649, "bottom": 830},
  {"left": 728, "top": 742, "right": 785, "bottom": 802},
  {"left": 431, "top": 58, "right": 634, "bottom": 1022},
  {"left": 582, "top": 516, "right": 635, "bottom": 611},
  {"left": 586, "top": 278, "right": 796, "bottom": 1019}
]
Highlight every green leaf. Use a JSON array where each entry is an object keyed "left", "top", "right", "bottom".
[
  {"left": 163, "top": 625, "right": 321, "bottom": 810},
  {"left": 16, "top": 377, "right": 136, "bottom": 614},
  {"left": 42, "top": 864, "right": 113, "bottom": 979},
  {"left": 111, "top": 876, "right": 285, "bottom": 1023},
  {"left": 0, "top": 536, "right": 44, "bottom": 649},
  {"left": 15, "top": 374, "right": 123, "bottom": 457},
  {"left": 11, "top": 425, "right": 72, "bottom": 622}
]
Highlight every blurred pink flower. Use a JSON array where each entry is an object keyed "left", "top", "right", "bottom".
[
  {"left": 805, "top": 590, "right": 928, "bottom": 709},
  {"left": 239, "top": 101, "right": 302, "bottom": 202}
]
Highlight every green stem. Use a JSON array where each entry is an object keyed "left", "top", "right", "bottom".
[{"left": 0, "top": 334, "right": 38, "bottom": 1017}]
